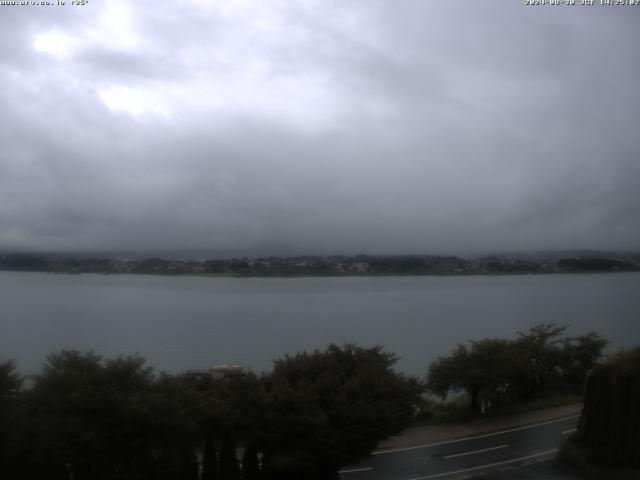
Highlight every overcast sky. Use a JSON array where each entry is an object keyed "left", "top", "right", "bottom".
[{"left": 0, "top": 0, "right": 638, "bottom": 256}]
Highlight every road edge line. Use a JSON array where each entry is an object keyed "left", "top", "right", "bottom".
[
  {"left": 409, "top": 449, "right": 559, "bottom": 479},
  {"left": 373, "top": 414, "right": 580, "bottom": 455}
]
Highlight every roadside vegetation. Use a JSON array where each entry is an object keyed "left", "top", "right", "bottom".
[
  {"left": 0, "top": 344, "right": 421, "bottom": 480},
  {"left": 557, "top": 346, "right": 640, "bottom": 478},
  {"left": 424, "top": 324, "right": 607, "bottom": 418},
  {"left": 0, "top": 325, "right": 618, "bottom": 479}
]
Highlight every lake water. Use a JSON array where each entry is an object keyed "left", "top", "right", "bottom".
[{"left": 1, "top": 271, "right": 639, "bottom": 377}]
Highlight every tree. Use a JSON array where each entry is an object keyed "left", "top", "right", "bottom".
[
  {"left": 186, "top": 368, "right": 265, "bottom": 478},
  {"left": 560, "top": 332, "right": 608, "bottom": 393},
  {"left": 426, "top": 340, "right": 514, "bottom": 413},
  {"left": 219, "top": 438, "right": 241, "bottom": 480},
  {"left": 0, "top": 360, "right": 21, "bottom": 398},
  {"left": 0, "top": 360, "right": 23, "bottom": 479},
  {"left": 426, "top": 344, "right": 470, "bottom": 400},
  {"left": 147, "top": 373, "right": 203, "bottom": 479},
  {"left": 426, "top": 325, "right": 607, "bottom": 414},
  {"left": 241, "top": 445, "right": 261, "bottom": 480},
  {"left": 514, "top": 324, "right": 568, "bottom": 398},
  {"left": 2, "top": 345, "right": 423, "bottom": 480},
  {"left": 574, "top": 347, "right": 640, "bottom": 468},
  {"left": 261, "top": 344, "right": 421, "bottom": 479},
  {"left": 201, "top": 432, "right": 219, "bottom": 480},
  {"left": 24, "top": 351, "right": 157, "bottom": 480},
  {"left": 178, "top": 448, "right": 199, "bottom": 480}
]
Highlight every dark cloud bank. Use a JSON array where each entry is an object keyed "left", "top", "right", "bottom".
[{"left": 1, "top": 1, "right": 638, "bottom": 256}]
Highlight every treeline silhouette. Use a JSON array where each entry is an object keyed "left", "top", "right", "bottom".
[
  {"left": 0, "top": 344, "right": 420, "bottom": 480},
  {"left": 0, "top": 327, "right": 610, "bottom": 479},
  {"left": 426, "top": 324, "right": 608, "bottom": 414},
  {"left": 2, "top": 253, "right": 638, "bottom": 276}
]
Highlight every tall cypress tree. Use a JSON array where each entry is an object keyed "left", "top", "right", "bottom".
[
  {"left": 578, "top": 347, "right": 640, "bottom": 467},
  {"left": 219, "top": 439, "right": 241, "bottom": 480},
  {"left": 258, "top": 451, "right": 274, "bottom": 480},
  {"left": 157, "top": 450, "right": 182, "bottom": 480},
  {"left": 179, "top": 449, "right": 199, "bottom": 480},
  {"left": 202, "top": 433, "right": 219, "bottom": 480},
  {"left": 241, "top": 445, "right": 260, "bottom": 480}
]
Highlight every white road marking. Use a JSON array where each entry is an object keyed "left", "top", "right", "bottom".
[
  {"left": 339, "top": 467, "right": 373, "bottom": 474},
  {"left": 562, "top": 428, "right": 577, "bottom": 434},
  {"left": 373, "top": 414, "right": 580, "bottom": 455},
  {"left": 443, "top": 444, "right": 508, "bottom": 459},
  {"left": 409, "top": 449, "right": 559, "bottom": 479}
]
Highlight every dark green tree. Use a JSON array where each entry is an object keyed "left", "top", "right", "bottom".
[
  {"left": 261, "top": 344, "right": 421, "bottom": 479},
  {"left": 0, "top": 360, "right": 23, "bottom": 479},
  {"left": 0, "top": 360, "right": 21, "bottom": 398},
  {"left": 201, "top": 432, "right": 219, "bottom": 480},
  {"left": 514, "top": 324, "right": 568, "bottom": 398},
  {"left": 241, "top": 445, "right": 261, "bottom": 480},
  {"left": 147, "top": 373, "right": 203, "bottom": 478},
  {"left": 560, "top": 332, "right": 608, "bottom": 393},
  {"left": 219, "top": 438, "right": 241, "bottom": 480},
  {"left": 427, "top": 325, "right": 607, "bottom": 413},
  {"left": 426, "top": 344, "right": 470, "bottom": 399},
  {"left": 187, "top": 368, "right": 265, "bottom": 478},
  {"left": 179, "top": 448, "right": 200, "bottom": 480},
  {"left": 156, "top": 450, "right": 182, "bottom": 480},
  {"left": 426, "top": 340, "right": 514, "bottom": 413},
  {"left": 24, "top": 351, "right": 157, "bottom": 480},
  {"left": 575, "top": 347, "right": 640, "bottom": 468}
]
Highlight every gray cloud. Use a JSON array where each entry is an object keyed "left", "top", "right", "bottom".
[{"left": 0, "top": 0, "right": 639, "bottom": 255}]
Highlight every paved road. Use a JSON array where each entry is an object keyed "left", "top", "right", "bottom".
[{"left": 339, "top": 415, "right": 579, "bottom": 480}]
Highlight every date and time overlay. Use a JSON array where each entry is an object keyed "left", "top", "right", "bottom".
[
  {"left": 1, "top": 0, "right": 639, "bottom": 7},
  {"left": 0, "top": 0, "right": 87, "bottom": 6},
  {"left": 526, "top": 0, "right": 640, "bottom": 5}
]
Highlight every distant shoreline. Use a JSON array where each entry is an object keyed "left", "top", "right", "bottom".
[
  {"left": 1, "top": 253, "right": 638, "bottom": 278},
  {"left": 2, "top": 269, "right": 638, "bottom": 279}
]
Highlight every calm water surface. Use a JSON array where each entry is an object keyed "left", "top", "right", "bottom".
[{"left": 1, "top": 272, "right": 639, "bottom": 376}]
